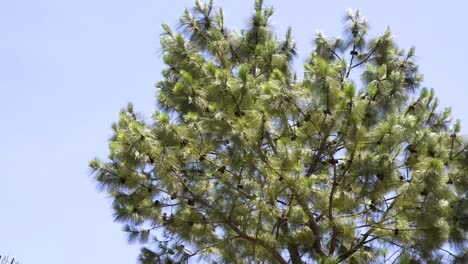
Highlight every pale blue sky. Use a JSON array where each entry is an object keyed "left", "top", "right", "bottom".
[{"left": 1, "top": 1, "right": 467, "bottom": 263}]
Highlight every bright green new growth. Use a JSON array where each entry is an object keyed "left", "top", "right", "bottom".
[{"left": 90, "top": 1, "right": 468, "bottom": 263}]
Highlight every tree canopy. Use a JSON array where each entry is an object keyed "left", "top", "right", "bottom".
[{"left": 90, "top": 1, "right": 468, "bottom": 263}]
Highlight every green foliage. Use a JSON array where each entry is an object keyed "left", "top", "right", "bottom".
[{"left": 90, "top": 1, "right": 468, "bottom": 263}]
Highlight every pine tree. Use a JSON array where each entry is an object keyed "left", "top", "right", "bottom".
[
  {"left": 90, "top": 1, "right": 468, "bottom": 263},
  {"left": 0, "top": 255, "right": 19, "bottom": 264}
]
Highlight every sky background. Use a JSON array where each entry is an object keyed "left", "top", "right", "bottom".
[{"left": 1, "top": 1, "right": 467, "bottom": 263}]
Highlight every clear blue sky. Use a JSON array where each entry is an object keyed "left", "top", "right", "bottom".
[{"left": 1, "top": 1, "right": 467, "bottom": 263}]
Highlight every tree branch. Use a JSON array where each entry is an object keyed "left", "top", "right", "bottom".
[
  {"left": 349, "top": 37, "right": 383, "bottom": 70},
  {"left": 280, "top": 221, "right": 303, "bottom": 264},
  {"left": 337, "top": 194, "right": 398, "bottom": 262},
  {"left": 186, "top": 187, "right": 289, "bottom": 264},
  {"left": 298, "top": 200, "right": 326, "bottom": 257}
]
